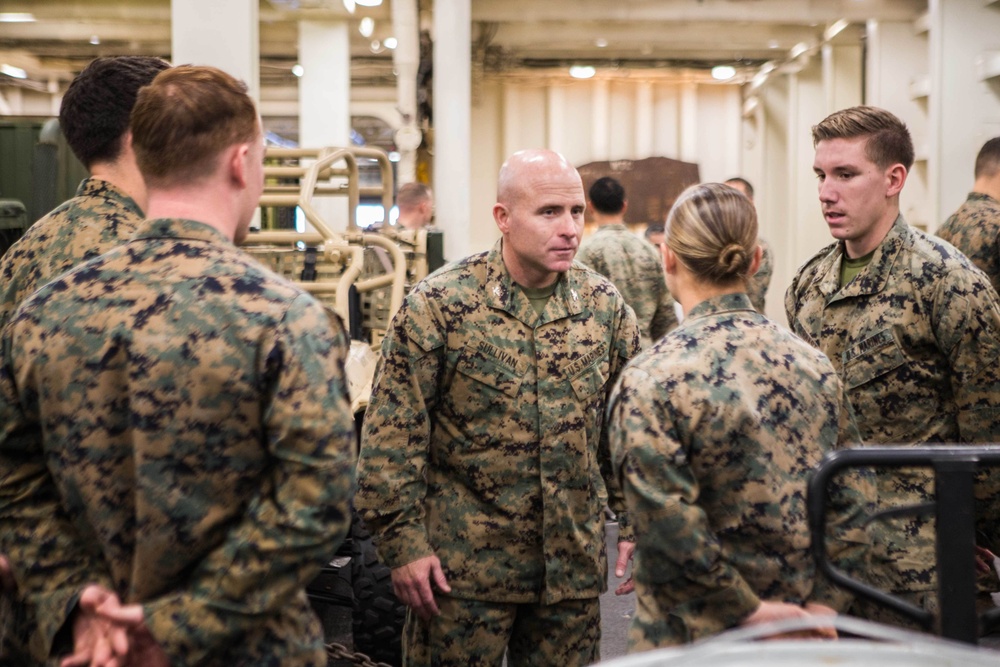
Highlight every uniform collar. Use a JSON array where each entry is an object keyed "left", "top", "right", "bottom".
[
  {"left": 817, "top": 214, "right": 907, "bottom": 301},
  {"left": 685, "top": 292, "right": 755, "bottom": 321},
  {"left": 968, "top": 192, "right": 1000, "bottom": 204},
  {"left": 76, "top": 177, "right": 144, "bottom": 218},
  {"left": 484, "top": 239, "right": 585, "bottom": 325},
  {"left": 132, "top": 218, "right": 235, "bottom": 246},
  {"left": 593, "top": 223, "right": 629, "bottom": 234}
]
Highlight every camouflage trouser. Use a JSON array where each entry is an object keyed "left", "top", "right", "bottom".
[
  {"left": 0, "top": 591, "right": 38, "bottom": 666},
  {"left": 403, "top": 595, "right": 601, "bottom": 667}
]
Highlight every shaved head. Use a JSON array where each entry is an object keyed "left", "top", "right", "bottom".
[{"left": 497, "top": 149, "right": 581, "bottom": 207}]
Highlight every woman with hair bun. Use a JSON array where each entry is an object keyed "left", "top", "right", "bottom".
[{"left": 607, "top": 182, "right": 874, "bottom": 651}]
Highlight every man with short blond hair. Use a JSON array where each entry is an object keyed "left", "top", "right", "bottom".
[{"left": 0, "top": 65, "right": 356, "bottom": 666}]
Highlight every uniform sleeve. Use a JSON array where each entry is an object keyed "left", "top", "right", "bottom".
[
  {"left": 809, "top": 381, "right": 874, "bottom": 611},
  {"left": 648, "top": 272, "right": 679, "bottom": 342},
  {"left": 609, "top": 366, "right": 760, "bottom": 633},
  {"left": 601, "top": 299, "right": 641, "bottom": 542},
  {"left": 140, "top": 294, "right": 356, "bottom": 664},
  {"left": 0, "top": 320, "right": 117, "bottom": 659},
  {"left": 355, "top": 290, "right": 444, "bottom": 568}
]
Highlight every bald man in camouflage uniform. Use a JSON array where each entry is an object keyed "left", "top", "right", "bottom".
[
  {"left": 937, "top": 136, "right": 1000, "bottom": 295},
  {"left": 0, "top": 66, "right": 355, "bottom": 666},
  {"left": 0, "top": 55, "right": 169, "bottom": 667},
  {"left": 578, "top": 176, "right": 677, "bottom": 348},
  {"left": 786, "top": 106, "right": 1000, "bottom": 627},
  {"left": 610, "top": 292, "right": 873, "bottom": 649},
  {"left": 356, "top": 149, "right": 641, "bottom": 666}
]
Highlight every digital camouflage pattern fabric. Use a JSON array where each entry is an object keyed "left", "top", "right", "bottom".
[
  {"left": 746, "top": 236, "right": 773, "bottom": 314},
  {"left": 609, "top": 293, "right": 873, "bottom": 650},
  {"left": 576, "top": 224, "right": 677, "bottom": 347},
  {"left": 785, "top": 215, "right": 1000, "bottom": 601},
  {"left": 403, "top": 595, "right": 600, "bottom": 667},
  {"left": 0, "top": 218, "right": 356, "bottom": 666},
  {"left": 0, "top": 177, "right": 144, "bottom": 665},
  {"left": 937, "top": 192, "right": 1000, "bottom": 296},
  {"left": 356, "top": 240, "right": 640, "bottom": 609},
  {"left": 0, "top": 178, "right": 143, "bottom": 328}
]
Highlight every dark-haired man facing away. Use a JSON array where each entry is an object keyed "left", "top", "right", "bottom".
[
  {"left": 0, "top": 55, "right": 169, "bottom": 666},
  {"left": 577, "top": 176, "right": 677, "bottom": 348}
]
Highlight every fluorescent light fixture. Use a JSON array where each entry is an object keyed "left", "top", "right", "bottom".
[
  {"left": 355, "top": 0, "right": 383, "bottom": 6},
  {"left": 712, "top": 65, "right": 736, "bottom": 81},
  {"left": 384, "top": 36, "right": 397, "bottom": 49},
  {"left": 0, "top": 13, "right": 35, "bottom": 23},
  {"left": 359, "top": 16, "right": 375, "bottom": 37},
  {"left": 291, "top": 64, "right": 304, "bottom": 77},
  {"left": 569, "top": 65, "right": 596, "bottom": 79},
  {"left": 1, "top": 64, "right": 28, "bottom": 79},
  {"left": 89, "top": 35, "right": 100, "bottom": 45}
]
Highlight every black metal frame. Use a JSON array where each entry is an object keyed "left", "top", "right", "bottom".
[{"left": 808, "top": 445, "right": 1000, "bottom": 644}]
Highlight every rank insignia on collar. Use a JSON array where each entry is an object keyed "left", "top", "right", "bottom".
[{"left": 494, "top": 284, "right": 503, "bottom": 297}]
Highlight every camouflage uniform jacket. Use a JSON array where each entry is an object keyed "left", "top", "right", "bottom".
[
  {"left": 785, "top": 214, "right": 1000, "bottom": 593},
  {"left": 356, "top": 240, "right": 641, "bottom": 604},
  {"left": 577, "top": 223, "right": 677, "bottom": 347},
  {"left": 746, "top": 236, "right": 773, "bottom": 314},
  {"left": 609, "top": 293, "right": 873, "bottom": 649},
  {"left": 937, "top": 192, "right": 1000, "bottom": 296},
  {"left": 0, "top": 218, "right": 356, "bottom": 666},
  {"left": 0, "top": 178, "right": 143, "bottom": 328}
]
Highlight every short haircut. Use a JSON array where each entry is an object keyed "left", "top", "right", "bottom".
[
  {"left": 644, "top": 222, "right": 665, "bottom": 240},
  {"left": 397, "top": 182, "right": 432, "bottom": 210},
  {"left": 588, "top": 176, "right": 626, "bottom": 215},
  {"left": 666, "top": 182, "right": 758, "bottom": 285},
  {"left": 812, "top": 105, "right": 914, "bottom": 171},
  {"left": 131, "top": 66, "right": 259, "bottom": 188},
  {"left": 975, "top": 137, "right": 1000, "bottom": 179},
  {"left": 724, "top": 177, "right": 754, "bottom": 200},
  {"left": 59, "top": 56, "right": 170, "bottom": 169}
]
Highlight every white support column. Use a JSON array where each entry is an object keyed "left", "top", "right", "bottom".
[
  {"left": 502, "top": 82, "right": 523, "bottom": 158},
  {"left": 592, "top": 80, "right": 610, "bottom": 161},
  {"left": 546, "top": 86, "right": 566, "bottom": 154},
  {"left": 171, "top": 0, "right": 259, "bottom": 101},
  {"left": 433, "top": 0, "right": 472, "bottom": 260},
  {"left": 299, "top": 20, "right": 351, "bottom": 230},
  {"left": 634, "top": 81, "right": 654, "bottom": 159},
  {"left": 679, "top": 82, "right": 698, "bottom": 164},
  {"left": 392, "top": 0, "right": 420, "bottom": 184}
]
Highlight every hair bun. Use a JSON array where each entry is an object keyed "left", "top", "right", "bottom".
[{"left": 717, "top": 243, "right": 747, "bottom": 276}]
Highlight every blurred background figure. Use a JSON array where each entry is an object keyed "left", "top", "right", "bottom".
[{"left": 395, "top": 182, "right": 434, "bottom": 231}]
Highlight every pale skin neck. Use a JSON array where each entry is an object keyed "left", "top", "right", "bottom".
[
  {"left": 591, "top": 210, "right": 626, "bottom": 226},
  {"left": 501, "top": 243, "right": 559, "bottom": 289},
  {"left": 973, "top": 174, "right": 1000, "bottom": 202},
  {"left": 844, "top": 200, "right": 899, "bottom": 259},
  {"left": 145, "top": 179, "right": 242, "bottom": 243},
  {"left": 89, "top": 159, "right": 148, "bottom": 213},
  {"left": 397, "top": 212, "right": 423, "bottom": 231}
]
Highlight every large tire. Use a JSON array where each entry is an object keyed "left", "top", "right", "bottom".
[{"left": 351, "top": 518, "right": 406, "bottom": 665}]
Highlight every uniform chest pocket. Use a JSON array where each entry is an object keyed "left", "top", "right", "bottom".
[
  {"left": 843, "top": 330, "right": 906, "bottom": 390},
  {"left": 456, "top": 347, "right": 525, "bottom": 398},
  {"left": 570, "top": 364, "right": 607, "bottom": 401}
]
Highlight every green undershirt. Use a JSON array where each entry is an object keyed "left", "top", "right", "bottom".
[
  {"left": 520, "top": 283, "right": 557, "bottom": 317},
  {"left": 840, "top": 249, "right": 876, "bottom": 288}
]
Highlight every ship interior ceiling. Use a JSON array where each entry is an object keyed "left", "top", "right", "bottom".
[{"left": 0, "top": 0, "right": 926, "bottom": 138}]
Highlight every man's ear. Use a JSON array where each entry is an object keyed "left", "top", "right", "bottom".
[
  {"left": 493, "top": 203, "right": 510, "bottom": 234},
  {"left": 229, "top": 143, "right": 251, "bottom": 188},
  {"left": 886, "top": 163, "right": 907, "bottom": 198}
]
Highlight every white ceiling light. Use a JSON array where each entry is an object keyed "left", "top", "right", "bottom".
[
  {"left": 342, "top": 0, "right": 355, "bottom": 13},
  {"left": 0, "top": 13, "right": 35, "bottom": 23},
  {"left": 89, "top": 35, "right": 100, "bottom": 45},
  {"left": 569, "top": 65, "right": 596, "bottom": 79},
  {"left": 712, "top": 65, "right": 735, "bottom": 80},
  {"left": 292, "top": 64, "right": 304, "bottom": 77},
  {"left": 355, "top": 0, "right": 383, "bottom": 6},
  {"left": 1, "top": 64, "right": 28, "bottom": 79},
  {"left": 595, "top": 38, "right": 608, "bottom": 48},
  {"left": 359, "top": 16, "right": 375, "bottom": 38},
  {"left": 384, "top": 36, "right": 397, "bottom": 49}
]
